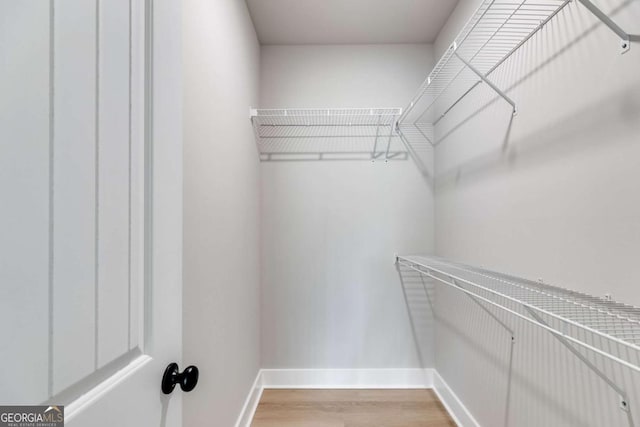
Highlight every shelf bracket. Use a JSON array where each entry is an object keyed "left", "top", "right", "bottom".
[
  {"left": 576, "top": 0, "right": 640, "bottom": 54},
  {"left": 372, "top": 114, "right": 382, "bottom": 161},
  {"left": 524, "top": 306, "right": 633, "bottom": 423},
  {"left": 395, "top": 258, "right": 434, "bottom": 368},
  {"left": 249, "top": 107, "right": 263, "bottom": 156},
  {"left": 452, "top": 279, "right": 515, "bottom": 340},
  {"left": 395, "top": 126, "right": 432, "bottom": 179},
  {"left": 453, "top": 49, "right": 517, "bottom": 116},
  {"left": 383, "top": 121, "right": 395, "bottom": 162},
  {"left": 397, "top": 257, "right": 515, "bottom": 339}
]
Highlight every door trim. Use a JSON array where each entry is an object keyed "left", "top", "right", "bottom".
[{"left": 65, "top": 356, "right": 152, "bottom": 421}]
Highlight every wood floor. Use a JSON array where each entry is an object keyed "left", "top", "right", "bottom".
[{"left": 251, "top": 389, "right": 456, "bottom": 427}]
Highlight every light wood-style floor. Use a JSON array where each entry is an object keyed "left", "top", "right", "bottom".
[{"left": 251, "top": 389, "right": 456, "bottom": 427}]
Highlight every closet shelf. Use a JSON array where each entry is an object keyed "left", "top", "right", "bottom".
[
  {"left": 396, "top": 255, "right": 640, "bottom": 373},
  {"left": 250, "top": 108, "right": 408, "bottom": 161},
  {"left": 399, "top": 0, "right": 571, "bottom": 131},
  {"left": 398, "top": 0, "right": 639, "bottom": 144},
  {"left": 250, "top": 108, "right": 402, "bottom": 127}
]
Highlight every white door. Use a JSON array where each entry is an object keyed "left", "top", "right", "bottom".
[{"left": 0, "top": 1, "right": 184, "bottom": 426}]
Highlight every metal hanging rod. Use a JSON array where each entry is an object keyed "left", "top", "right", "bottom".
[
  {"left": 396, "top": 255, "right": 640, "bottom": 417},
  {"left": 396, "top": 255, "right": 640, "bottom": 366},
  {"left": 249, "top": 108, "right": 406, "bottom": 162}
]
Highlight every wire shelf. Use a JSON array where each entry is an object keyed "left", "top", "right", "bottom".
[
  {"left": 396, "top": 255, "right": 640, "bottom": 373},
  {"left": 399, "top": 0, "right": 572, "bottom": 137},
  {"left": 250, "top": 108, "right": 407, "bottom": 161}
]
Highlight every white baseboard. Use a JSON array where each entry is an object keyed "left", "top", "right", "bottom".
[
  {"left": 433, "top": 370, "right": 480, "bottom": 427},
  {"left": 261, "top": 368, "right": 433, "bottom": 389},
  {"left": 234, "top": 370, "right": 264, "bottom": 427},
  {"left": 234, "top": 368, "right": 478, "bottom": 427}
]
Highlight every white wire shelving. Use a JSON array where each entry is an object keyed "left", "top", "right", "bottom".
[
  {"left": 397, "top": 255, "right": 640, "bottom": 372},
  {"left": 250, "top": 108, "right": 407, "bottom": 161},
  {"left": 250, "top": 2, "right": 637, "bottom": 160},
  {"left": 397, "top": 0, "right": 639, "bottom": 147},
  {"left": 396, "top": 255, "right": 640, "bottom": 414},
  {"left": 398, "top": 0, "right": 571, "bottom": 137}
]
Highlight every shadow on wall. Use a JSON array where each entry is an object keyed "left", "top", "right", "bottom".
[
  {"left": 434, "top": 276, "right": 640, "bottom": 426},
  {"left": 433, "top": 0, "right": 640, "bottom": 189},
  {"left": 397, "top": 123, "right": 436, "bottom": 186},
  {"left": 435, "top": 83, "right": 640, "bottom": 190},
  {"left": 396, "top": 264, "right": 437, "bottom": 369},
  {"left": 435, "top": 283, "right": 585, "bottom": 427}
]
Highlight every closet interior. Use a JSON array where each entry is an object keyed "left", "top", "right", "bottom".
[{"left": 183, "top": 0, "right": 640, "bottom": 425}]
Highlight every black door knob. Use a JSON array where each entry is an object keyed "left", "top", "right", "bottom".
[{"left": 162, "top": 362, "right": 199, "bottom": 394}]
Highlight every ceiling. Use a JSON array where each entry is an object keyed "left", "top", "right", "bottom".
[{"left": 246, "top": 0, "right": 460, "bottom": 45}]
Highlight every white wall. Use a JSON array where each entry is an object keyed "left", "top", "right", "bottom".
[
  {"left": 182, "top": 0, "right": 261, "bottom": 425},
  {"left": 434, "top": 0, "right": 480, "bottom": 58},
  {"left": 432, "top": 0, "right": 640, "bottom": 425},
  {"left": 260, "top": 44, "right": 436, "bottom": 369}
]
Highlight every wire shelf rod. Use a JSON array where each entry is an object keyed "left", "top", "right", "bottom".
[
  {"left": 396, "top": 257, "right": 640, "bottom": 374},
  {"left": 249, "top": 108, "right": 405, "bottom": 161},
  {"left": 396, "top": 256, "right": 640, "bottom": 358},
  {"left": 399, "top": 0, "right": 572, "bottom": 128}
]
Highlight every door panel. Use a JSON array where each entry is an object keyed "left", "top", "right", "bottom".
[
  {"left": 0, "top": 0, "right": 51, "bottom": 405},
  {"left": 0, "top": 0, "right": 182, "bottom": 425},
  {"left": 96, "top": 0, "right": 134, "bottom": 368},
  {"left": 52, "top": 0, "right": 98, "bottom": 394}
]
